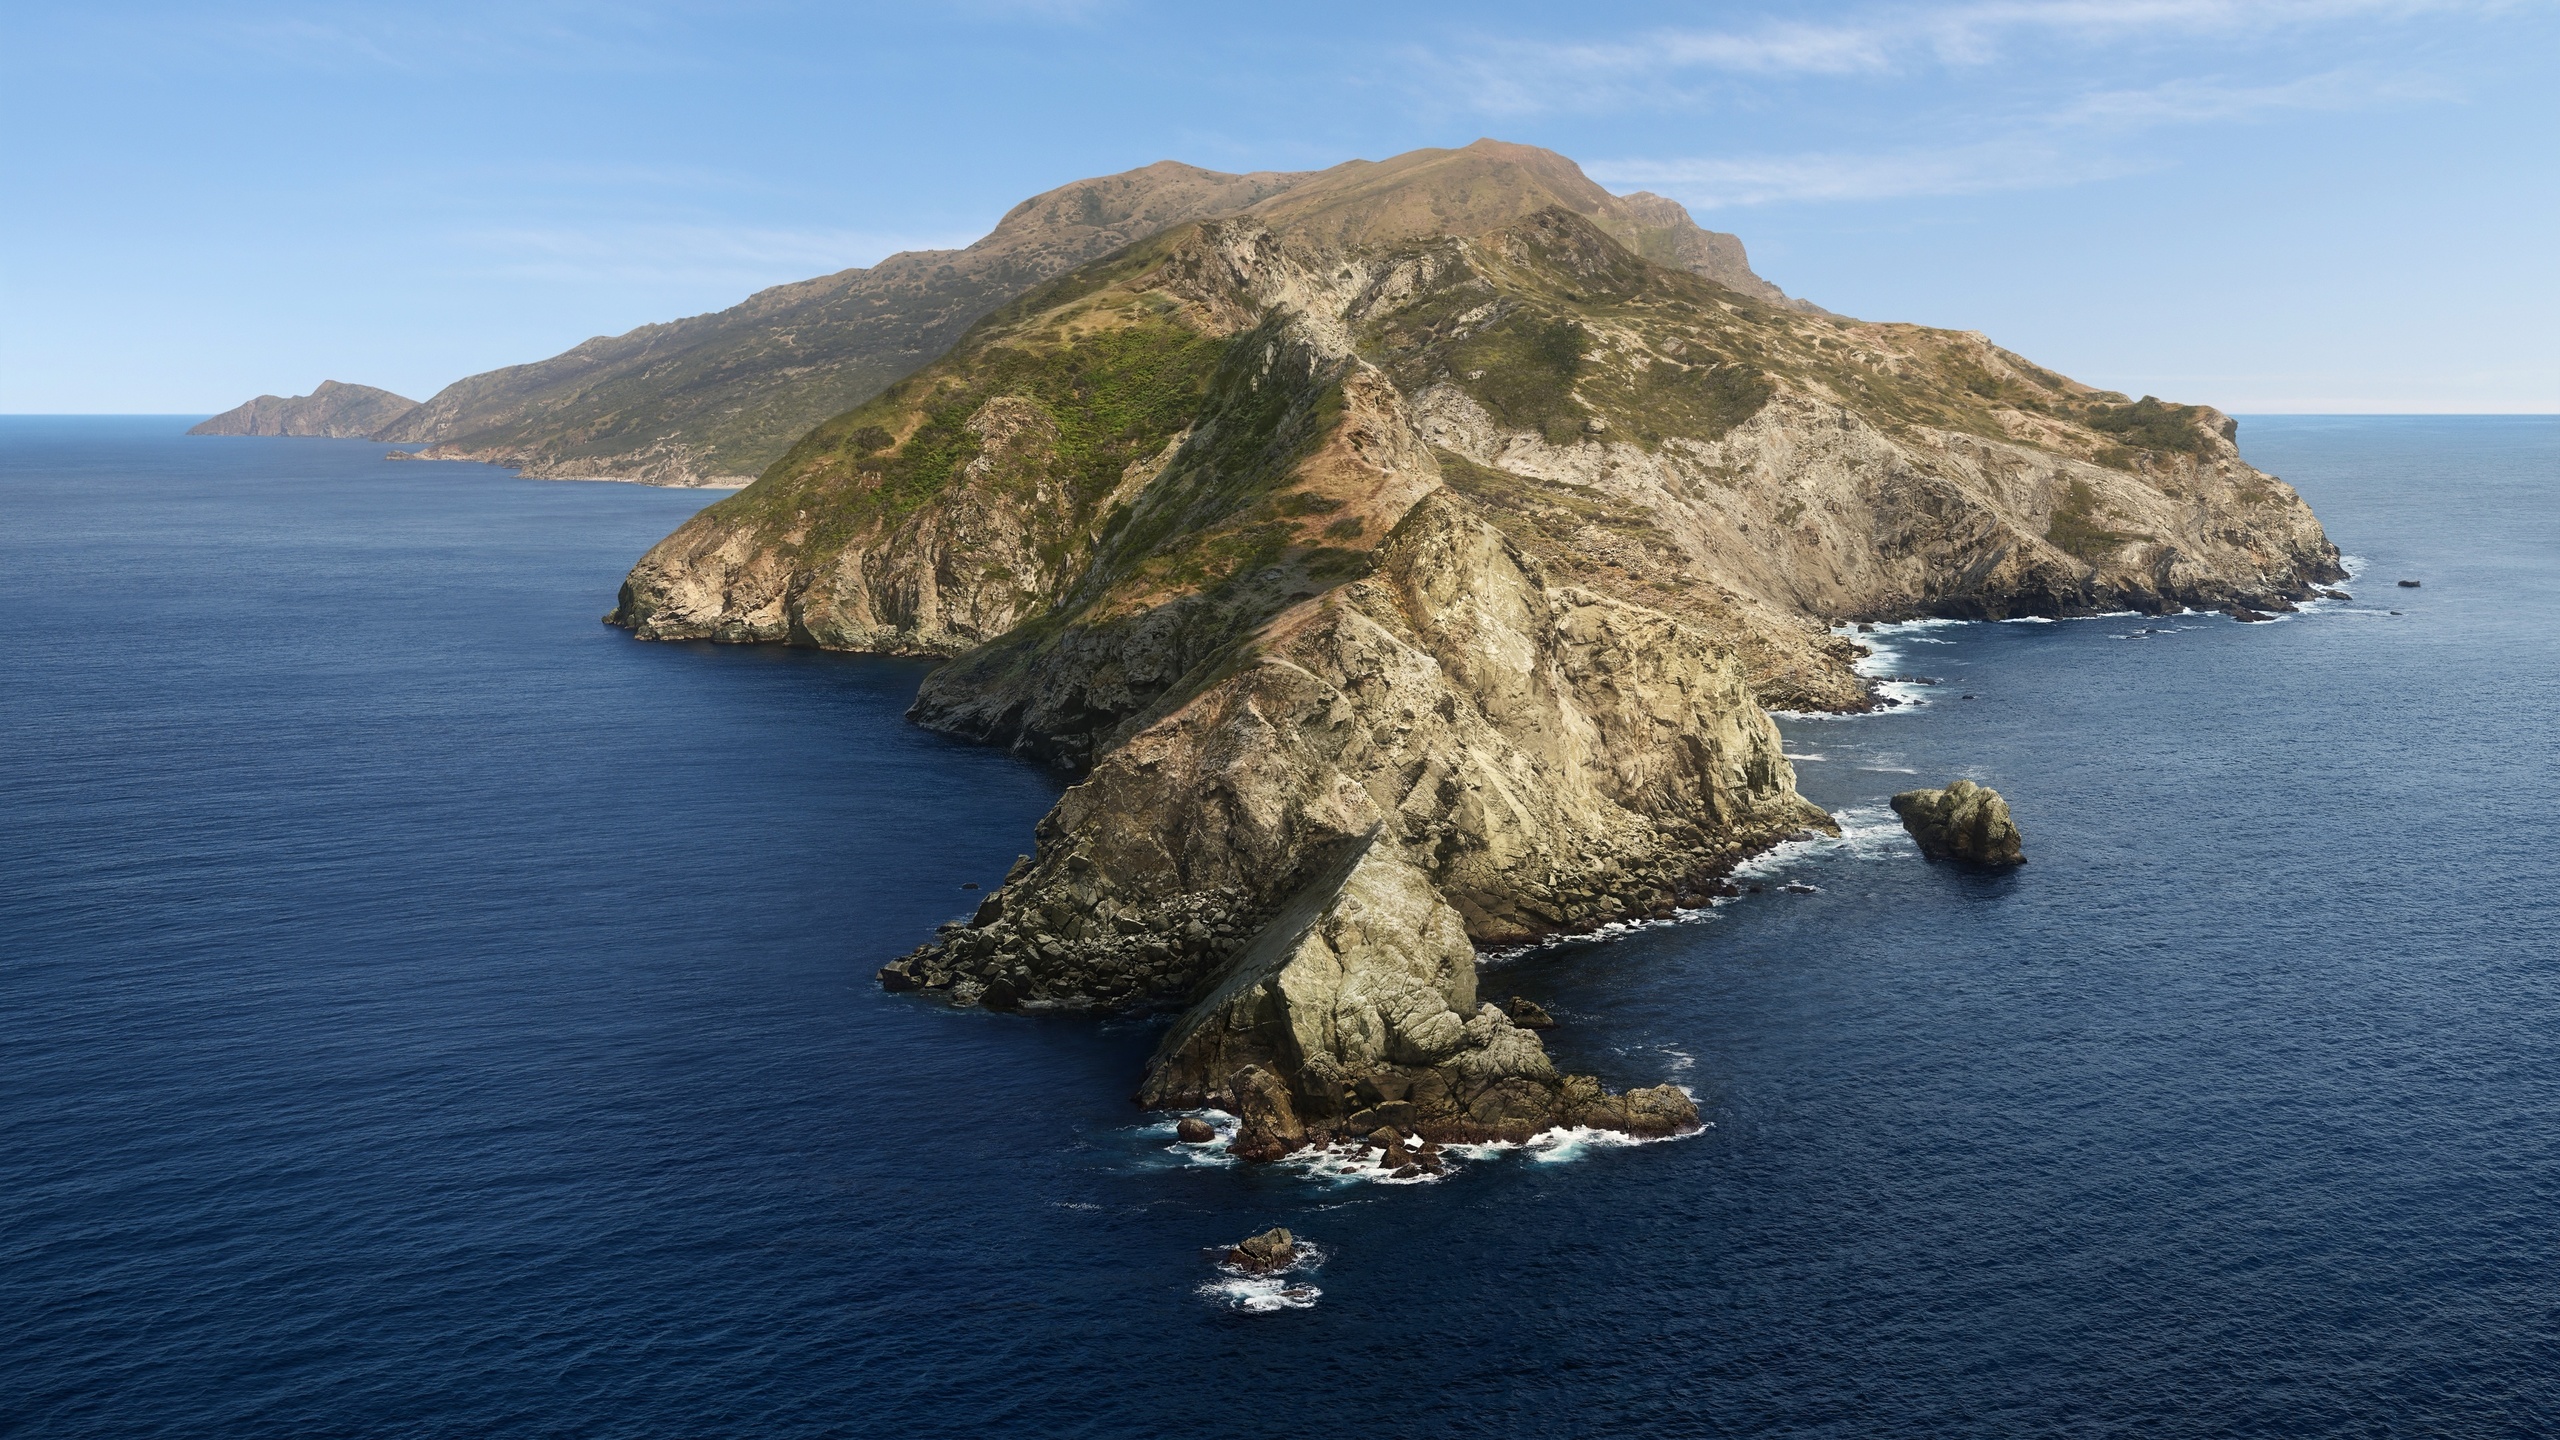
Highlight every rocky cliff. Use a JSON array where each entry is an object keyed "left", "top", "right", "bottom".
[
  {"left": 189, "top": 380, "right": 418, "bottom": 438},
  {"left": 608, "top": 140, "right": 2342, "bottom": 1150}
]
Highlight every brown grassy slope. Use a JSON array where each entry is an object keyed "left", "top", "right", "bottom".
[{"left": 376, "top": 162, "right": 1319, "bottom": 483}]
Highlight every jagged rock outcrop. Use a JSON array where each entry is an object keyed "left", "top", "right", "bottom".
[
  {"left": 877, "top": 490, "right": 1830, "bottom": 1007},
  {"left": 1136, "top": 835, "right": 1699, "bottom": 1146},
  {"left": 1225, "top": 1227, "right": 1298, "bottom": 1273},
  {"left": 1892, "top": 781, "right": 2026, "bottom": 866},
  {"left": 608, "top": 139, "right": 2341, "bottom": 1156},
  {"left": 189, "top": 381, "right": 418, "bottom": 438}
]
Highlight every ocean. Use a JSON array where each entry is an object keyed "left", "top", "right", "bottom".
[{"left": 3, "top": 415, "right": 2553, "bottom": 1437}]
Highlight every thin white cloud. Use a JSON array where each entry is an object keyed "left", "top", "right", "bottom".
[
  {"left": 1588, "top": 58, "right": 2452, "bottom": 209},
  {"left": 1426, "top": 0, "right": 2499, "bottom": 113},
  {"left": 1589, "top": 141, "right": 2149, "bottom": 208},
  {"left": 2054, "top": 68, "right": 2450, "bottom": 125},
  {"left": 452, "top": 223, "right": 984, "bottom": 288},
  {"left": 203, "top": 3, "right": 690, "bottom": 76}
]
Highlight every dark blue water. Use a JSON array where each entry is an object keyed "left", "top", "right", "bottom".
[{"left": 4, "top": 416, "right": 2554, "bottom": 1437}]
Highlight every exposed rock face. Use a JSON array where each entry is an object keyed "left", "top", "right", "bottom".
[
  {"left": 606, "top": 139, "right": 2340, "bottom": 1156},
  {"left": 1225, "top": 1227, "right": 1297, "bottom": 1273},
  {"left": 1505, "top": 997, "right": 1556, "bottom": 1030},
  {"left": 189, "top": 381, "right": 418, "bottom": 438},
  {"left": 1233, "top": 139, "right": 1808, "bottom": 311},
  {"left": 1227, "top": 1065, "right": 1308, "bottom": 1162},
  {"left": 1892, "top": 781, "right": 2026, "bottom": 866},
  {"left": 1137, "top": 835, "right": 1699, "bottom": 1145},
  {"left": 877, "top": 491, "right": 1829, "bottom": 1007}
]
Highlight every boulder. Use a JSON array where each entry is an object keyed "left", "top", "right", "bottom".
[
  {"left": 1227, "top": 1065, "right": 1306, "bottom": 1161},
  {"left": 1174, "top": 1116, "right": 1216, "bottom": 1144},
  {"left": 1505, "top": 996, "right": 1557, "bottom": 1030},
  {"left": 1891, "top": 780, "right": 2026, "bottom": 867},
  {"left": 1225, "top": 1227, "right": 1297, "bottom": 1273}
]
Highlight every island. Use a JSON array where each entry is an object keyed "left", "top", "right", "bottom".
[{"left": 593, "top": 141, "right": 2340, "bottom": 1156}]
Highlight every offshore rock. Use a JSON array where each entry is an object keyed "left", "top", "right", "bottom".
[
  {"left": 1505, "top": 997, "right": 1556, "bottom": 1030},
  {"left": 1225, "top": 1227, "right": 1297, "bottom": 1273},
  {"left": 1892, "top": 780, "right": 2027, "bottom": 867}
]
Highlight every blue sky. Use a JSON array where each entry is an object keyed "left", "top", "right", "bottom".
[{"left": 4, "top": 0, "right": 2553, "bottom": 413}]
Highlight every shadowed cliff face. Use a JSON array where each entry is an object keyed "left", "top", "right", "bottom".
[{"left": 607, "top": 143, "right": 2342, "bottom": 1143}]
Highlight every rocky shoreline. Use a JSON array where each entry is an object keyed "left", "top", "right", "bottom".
[{"left": 596, "top": 143, "right": 2343, "bottom": 1164}]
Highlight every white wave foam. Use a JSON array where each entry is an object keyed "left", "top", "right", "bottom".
[
  {"left": 1279, "top": 1134, "right": 1458, "bottom": 1186},
  {"left": 1140, "top": 1109, "right": 1241, "bottom": 1168},
  {"left": 1734, "top": 803, "right": 1915, "bottom": 879},
  {"left": 1200, "top": 1276, "right": 1323, "bottom": 1312},
  {"left": 1776, "top": 619, "right": 1976, "bottom": 718},
  {"left": 1200, "top": 1238, "right": 1329, "bottom": 1311},
  {"left": 1439, "top": 1101, "right": 1710, "bottom": 1168},
  {"left": 1524, "top": 1126, "right": 1649, "bottom": 1163},
  {"left": 1478, "top": 903, "right": 1725, "bottom": 965}
]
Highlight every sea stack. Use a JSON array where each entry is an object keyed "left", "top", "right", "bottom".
[
  {"left": 1892, "top": 781, "right": 2027, "bottom": 867},
  {"left": 1225, "top": 1228, "right": 1298, "bottom": 1273}
]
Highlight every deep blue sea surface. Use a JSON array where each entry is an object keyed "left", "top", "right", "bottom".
[{"left": 4, "top": 415, "right": 2555, "bottom": 1437}]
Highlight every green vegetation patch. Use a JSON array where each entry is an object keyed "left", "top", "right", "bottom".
[
  {"left": 2045, "top": 479, "right": 2143, "bottom": 563},
  {"left": 1085, "top": 317, "right": 1348, "bottom": 594},
  {"left": 2085, "top": 396, "right": 2216, "bottom": 458},
  {"left": 741, "top": 307, "right": 1224, "bottom": 549},
  {"left": 1452, "top": 309, "right": 1590, "bottom": 445},
  {"left": 1601, "top": 352, "right": 1775, "bottom": 445}
]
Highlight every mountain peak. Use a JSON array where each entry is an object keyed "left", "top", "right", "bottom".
[
  {"left": 1241, "top": 140, "right": 1800, "bottom": 307},
  {"left": 189, "top": 381, "right": 418, "bottom": 438},
  {"left": 373, "top": 142, "right": 1801, "bottom": 482}
]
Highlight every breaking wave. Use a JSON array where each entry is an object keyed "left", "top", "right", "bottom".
[
  {"left": 1136, "top": 1107, "right": 1706, "bottom": 1190},
  {"left": 1198, "top": 1239, "right": 1328, "bottom": 1312},
  {"left": 1734, "top": 803, "right": 1916, "bottom": 880},
  {"left": 1479, "top": 903, "right": 1725, "bottom": 966}
]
